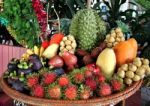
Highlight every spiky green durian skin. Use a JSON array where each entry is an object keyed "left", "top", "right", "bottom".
[{"left": 70, "top": 9, "right": 106, "bottom": 51}]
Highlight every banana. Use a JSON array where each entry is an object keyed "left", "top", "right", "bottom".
[
  {"left": 26, "top": 49, "right": 34, "bottom": 55},
  {"left": 34, "top": 46, "right": 39, "bottom": 55},
  {"left": 21, "top": 53, "right": 29, "bottom": 60},
  {"left": 39, "top": 46, "right": 45, "bottom": 57}
]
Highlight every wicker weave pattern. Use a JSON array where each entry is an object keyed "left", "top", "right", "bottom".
[{"left": 0, "top": 77, "right": 142, "bottom": 106}]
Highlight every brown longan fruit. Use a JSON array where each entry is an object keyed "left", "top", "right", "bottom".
[{"left": 125, "top": 71, "right": 134, "bottom": 78}]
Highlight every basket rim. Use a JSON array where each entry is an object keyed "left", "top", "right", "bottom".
[{"left": 0, "top": 76, "right": 143, "bottom": 105}]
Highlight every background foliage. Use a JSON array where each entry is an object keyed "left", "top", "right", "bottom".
[
  {"left": 135, "top": 0, "right": 150, "bottom": 9},
  {"left": 0, "top": 0, "right": 40, "bottom": 48}
]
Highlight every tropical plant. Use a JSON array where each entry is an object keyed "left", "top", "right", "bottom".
[
  {"left": 101, "top": 0, "right": 138, "bottom": 27},
  {"left": 0, "top": 0, "right": 40, "bottom": 48},
  {"left": 132, "top": 9, "right": 150, "bottom": 44},
  {"left": 47, "top": 0, "right": 87, "bottom": 19},
  {"left": 135, "top": 0, "right": 150, "bottom": 9}
]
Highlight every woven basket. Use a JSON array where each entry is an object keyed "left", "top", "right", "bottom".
[{"left": 0, "top": 76, "right": 142, "bottom": 106}]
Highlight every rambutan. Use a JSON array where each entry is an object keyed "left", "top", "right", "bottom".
[
  {"left": 58, "top": 75, "right": 69, "bottom": 87},
  {"left": 47, "top": 84, "right": 61, "bottom": 99},
  {"left": 42, "top": 72, "right": 57, "bottom": 85},
  {"left": 111, "top": 79, "right": 122, "bottom": 92},
  {"left": 98, "top": 83, "right": 112, "bottom": 97},
  {"left": 26, "top": 73, "right": 39, "bottom": 88},
  {"left": 85, "top": 78, "right": 97, "bottom": 91},
  {"left": 32, "top": 84, "right": 44, "bottom": 98},
  {"left": 64, "top": 85, "right": 77, "bottom": 100}
]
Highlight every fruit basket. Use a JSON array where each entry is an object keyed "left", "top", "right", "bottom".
[
  {"left": 1, "top": 0, "right": 150, "bottom": 106},
  {"left": 0, "top": 76, "right": 142, "bottom": 106}
]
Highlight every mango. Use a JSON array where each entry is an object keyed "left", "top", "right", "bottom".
[
  {"left": 96, "top": 48, "right": 116, "bottom": 79},
  {"left": 42, "top": 44, "right": 59, "bottom": 59}
]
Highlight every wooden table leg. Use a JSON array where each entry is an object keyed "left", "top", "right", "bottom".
[
  {"left": 116, "top": 100, "right": 126, "bottom": 106},
  {"left": 121, "top": 100, "right": 126, "bottom": 106}
]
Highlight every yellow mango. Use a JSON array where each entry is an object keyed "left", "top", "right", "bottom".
[
  {"left": 96, "top": 48, "right": 116, "bottom": 79},
  {"left": 42, "top": 44, "right": 59, "bottom": 59}
]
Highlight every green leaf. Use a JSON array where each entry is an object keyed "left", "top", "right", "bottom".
[
  {"left": 60, "top": 18, "right": 71, "bottom": 35},
  {"left": 93, "top": 2, "right": 102, "bottom": 10},
  {"left": 75, "top": 0, "right": 86, "bottom": 9},
  {"left": 2, "top": 0, "right": 40, "bottom": 48},
  {"left": 26, "top": 22, "right": 30, "bottom": 28},
  {"left": 66, "top": 0, "right": 76, "bottom": 16}
]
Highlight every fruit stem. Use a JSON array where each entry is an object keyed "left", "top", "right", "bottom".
[
  {"left": 87, "top": 0, "right": 91, "bottom": 9},
  {"left": 53, "top": 6, "right": 60, "bottom": 33}
]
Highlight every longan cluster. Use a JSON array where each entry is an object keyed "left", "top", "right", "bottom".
[
  {"left": 117, "top": 57, "right": 150, "bottom": 85},
  {"left": 105, "top": 27, "right": 125, "bottom": 48},
  {"left": 59, "top": 35, "right": 77, "bottom": 56}
]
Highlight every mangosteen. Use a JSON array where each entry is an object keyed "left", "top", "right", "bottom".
[
  {"left": 31, "top": 59, "right": 43, "bottom": 71},
  {"left": 54, "top": 68, "right": 65, "bottom": 76},
  {"left": 7, "top": 63, "right": 17, "bottom": 71},
  {"left": 11, "top": 58, "right": 19, "bottom": 63},
  {"left": 12, "top": 80, "right": 25, "bottom": 92},
  {"left": 7, "top": 78, "right": 18, "bottom": 85},
  {"left": 29, "top": 54, "right": 39, "bottom": 61},
  {"left": 18, "top": 68, "right": 33, "bottom": 75},
  {"left": 7, "top": 59, "right": 19, "bottom": 71}
]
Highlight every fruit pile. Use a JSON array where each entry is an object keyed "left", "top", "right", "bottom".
[
  {"left": 105, "top": 28, "right": 125, "bottom": 48},
  {"left": 117, "top": 57, "right": 150, "bottom": 85},
  {"left": 59, "top": 35, "right": 77, "bottom": 55},
  {"left": 4, "top": 8, "right": 150, "bottom": 100}
]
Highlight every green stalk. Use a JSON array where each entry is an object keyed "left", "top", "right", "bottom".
[{"left": 54, "top": 7, "right": 60, "bottom": 33}]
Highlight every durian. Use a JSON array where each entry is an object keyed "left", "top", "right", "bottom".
[{"left": 70, "top": 9, "right": 106, "bottom": 51}]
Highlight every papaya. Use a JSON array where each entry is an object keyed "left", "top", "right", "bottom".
[{"left": 114, "top": 38, "right": 138, "bottom": 67}]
